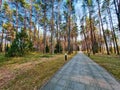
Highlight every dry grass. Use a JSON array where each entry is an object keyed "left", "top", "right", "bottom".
[
  {"left": 0, "top": 52, "right": 76, "bottom": 90},
  {"left": 89, "top": 54, "right": 120, "bottom": 81}
]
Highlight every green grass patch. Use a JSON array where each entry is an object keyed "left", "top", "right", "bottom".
[
  {"left": 0, "top": 52, "right": 55, "bottom": 66},
  {"left": 0, "top": 52, "right": 43, "bottom": 66},
  {"left": 0, "top": 53, "right": 10, "bottom": 66},
  {"left": 89, "top": 54, "right": 120, "bottom": 81},
  {"left": 39, "top": 54, "right": 53, "bottom": 58}
]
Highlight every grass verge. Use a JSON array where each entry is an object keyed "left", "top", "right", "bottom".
[
  {"left": 89, "top": 54, "right": 120, "bottom": 81},
  {"left": 0, "top": 52, "right": 76, "bottom": 90}
]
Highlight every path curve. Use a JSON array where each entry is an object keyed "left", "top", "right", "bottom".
[{"left": 40, "top": 52, "right": 120, "bottom": 90}]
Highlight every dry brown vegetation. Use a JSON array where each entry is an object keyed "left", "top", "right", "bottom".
[{"left": 0, "top": 52, "right": 76, "bottom": 90}]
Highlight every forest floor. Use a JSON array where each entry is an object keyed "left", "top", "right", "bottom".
[
  {"left": 0, "top": 52, "right": 76, "bottom": 90},
  {"left": 89, "top": 54, "right": 120, "bottom": 82}
]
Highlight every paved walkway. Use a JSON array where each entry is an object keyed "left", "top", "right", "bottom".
[{"left": 40, "top": 52, "right": 120, "bottom": 90}]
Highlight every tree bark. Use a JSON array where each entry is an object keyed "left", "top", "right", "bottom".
[
  {"left": 113, "top": 0, "right": 120, "bottom": 32},
  {"left": 29, "top": 0, "right": 32, "bottom": 40},
  {"left": 24, "top": 9, "right": 27, "bottom": 30},
  {"left": 16, "top": 2, "right": 18, "bottom": 32},
  {"left": 88, "top": 7, "right": 95, "bottom": 54},
  {"left": 50, "top": 0, "right": 54, "bottom": 54},
  {"left": 67, "top": 0, "right": 72, "bottom": 54},
  {"left": 0, "top": 29, "right": 4, "bottom": 52},
  {"left": 98, "top": 16, "right": 102, "bottom": 53},
  {"left": 97, "top": 0, "right": 110, "bottom": 55},
  {"left": 106, "top": 9, "right": 116, "bottom": 54},
  {"left": 108, "top": 7, "right": 119, "bottom": 55},
  {"left": 82, "top": 25, "right": 89, "bottom": 55},
  {"left": 43, "top": 4, "right": 47, "bottom": 54}
]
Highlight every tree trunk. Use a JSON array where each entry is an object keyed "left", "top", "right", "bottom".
[
  {"left": 97, "top": 0, "right": 110, "bottom": 55},
  {"left": 108, "top": 7, "right": 119, "bottom": 55},
  {"left": 68, "top": 15, "right": 71, "bottom": 54},
  {"left": 88, "top": 8, "right": 94, "bottom": 54},
  {"left": 67, "top": 1, "right": 72, "bottom": 54},
  {"left": 16, "top": 3, "right": 18, "bottom": 32},
  {"left": 37, "top": 13, "right": 40, "bottom": 51},
  {"left": 43, "top": 5, "right": 47, "bottom": 54},
  {"left": 83, "top": 26, "right": 89, "bottom": 55},
  {"left": 113, "top": 0, "right": 120, "bottom": 32},
  {"left": 118, "top": 0, "right": 120, "bottom": 32},
  {"left": 50, "top": 0, "right": 54, "bottom": 54},
  {"left": 98, "top": 16, "right": 102, "bottom": 52},
  {"left": 24, "top": 9, "right": 27, "bottom": 30},
  {"left": 4, "top": 33, "right": 7, "bottom": 53},
  {"left": 29, "top": 0, "right": 32, "bottom": 40},
  {"left": 0, "top": 29, "right": 4, "bottom": 52},
  {"left": 106, "top": 9, "right": 116, "bottom": 54}
]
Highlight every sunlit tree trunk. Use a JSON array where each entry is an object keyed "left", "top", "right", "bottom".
[
  {"left": 97, "top": 0, "right": 110, "bottom": 55},
  {"left": 16, "top": 2, "right": 18, "bottom": 32},
  {"left": 106, "top": 9, "right": 116, "bottom": 54},
  {"left": 81, "top": 25, "right": 89, "bottom": 55},
  {"left": 88, "top": 8, "right": 94, "bottom": 54},
  {"left": 29, "top": 0, "right": 32, "bottom": 40},
  {"left": 43, "top": 3, "right": 47, "bottom": 54},
  {"left": 67, "top": 0, "right": 72, "bottom": 54},
  {"left": 98, "top": 17, "right": 102, "bottom": 53},
  {"left": 107, "top": 7, "right": 119, "bottom": 55},
  {"left": 50, "top": 0, "right": 54, "bottom": 54}
]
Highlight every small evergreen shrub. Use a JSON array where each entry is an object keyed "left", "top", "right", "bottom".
[
  {"left": 46, "top": 44, "right": 49, "bottom": 53},
  {"left": 54, "top": 42, "right": 63, "bottom": 53},
  {"left": 6, "top": 29, "right": 33, "bottom": 57}
]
